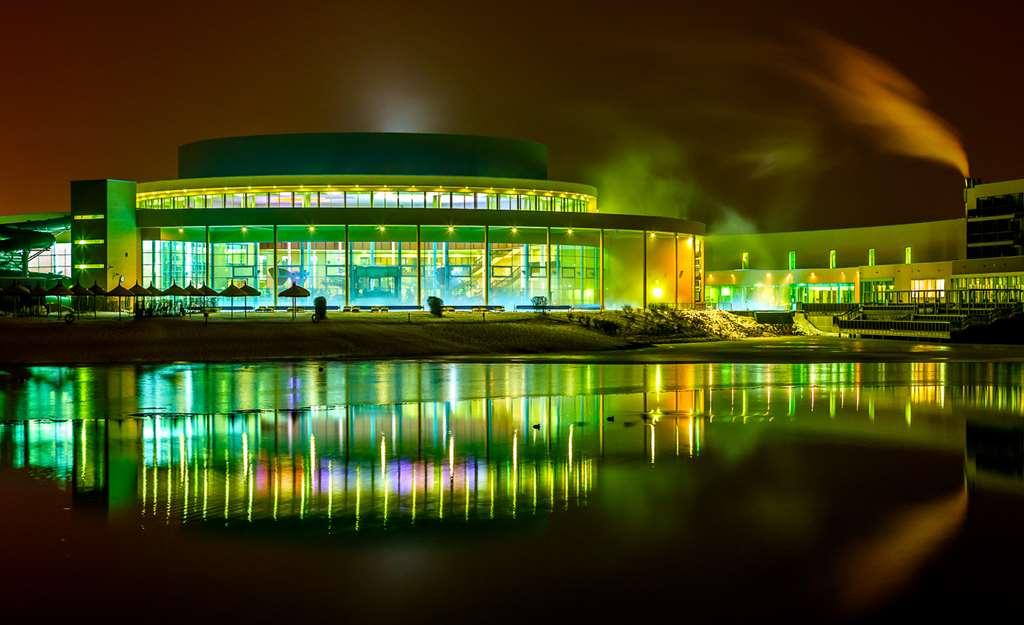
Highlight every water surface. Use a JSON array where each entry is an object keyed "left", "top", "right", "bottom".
[{"left": 1, "top": 360, "right": 1021, "bottom": 622}]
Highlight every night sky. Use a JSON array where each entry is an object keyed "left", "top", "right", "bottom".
[{"left": 3, "top": 0, "right": 1022, "bottom": 231}]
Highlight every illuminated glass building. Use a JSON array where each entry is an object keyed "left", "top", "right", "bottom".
[{"left": 68, "top": 133, "right": 706, "bottom": 310}]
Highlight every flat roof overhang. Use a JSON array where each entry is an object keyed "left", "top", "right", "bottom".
[
  {"left": 137, "top": 175, "right": 596, "bottom": 198},
  {"left": 135, "top": 208, "right": 705, "bottom": 235}
]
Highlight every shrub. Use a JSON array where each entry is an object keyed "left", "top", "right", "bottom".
[{"left": 427, "top": 296, "right": 444, "bottom": 317}]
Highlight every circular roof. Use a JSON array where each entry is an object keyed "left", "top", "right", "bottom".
[{"left": 178, "top": 132, "right": 549, "bottom": 180}]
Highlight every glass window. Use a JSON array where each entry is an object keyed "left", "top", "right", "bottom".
[
  {"left": 174, "top": 196, "right": 187, "bottom": 208},
  {"left": 904, "top": 246, "right": 912, "bottom": 264},
  {"left": 372, "top": 191, "right": 398, "bottom": 208},
  {"left": 269, "top": 192, "right": 293, "bottom": 207},
  {"left": 320, "top": 192, "right": 344, "bottom": 207},
  {"left": 348, "top": 192, "right": 371, "bottom": 208},
  {"left": 788, "top": 250, "right": 796, "bottom": 270},
  {"left": 829, "top": 249, "right": 837, "bottom": 269},
  {"left": 226, "top": 193, "right": 245, "bottom": 208},
  {"left": 452, "top": 193, "right": 473, "bottom": 209},
  {"left": 206, "top": 194, "right": 224, "bottom": 208},
  {"left": 294, "top": 192, "right": 319, "bottom": 207},
  {"left": 867, "top": 248, "right": 876, "bottom": 266},
  {"left": 246, "top": 193, "right": 269, "bottom": 208},
  {"left": 398, "top": 192, "right": 424, "bottom": 208},
  {"left": 498, "top": 195, "right": 516, "bottom": 210},
  {"left": 426, "top": 191, "right": 448, "bottom": 208},
  {"left": 187, "top": 195, "right": 205, "bottom": 208},
  {"left": 741, "top": 251, "right": 749, "bottom": 269},
  {"left": 538, "top": 196, "right": 553, "bottom": 211},
  {"left": 521, "top": 195, "right": 536, "bottom": 211}
]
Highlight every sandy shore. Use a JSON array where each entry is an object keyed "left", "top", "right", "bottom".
[
  {"left": 0, "top": 312, "right": 633, "bottom": 364},
  {"left": 4, "top": 312, "right": 1024, "bottom": 365}
]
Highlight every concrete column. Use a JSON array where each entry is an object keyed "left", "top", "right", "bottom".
[
  {"left": 272, "top": 225, "right": 278, "bottom": 308},
  {"left": 344, "top": 224, "right": 350, "bottom": 307},
  {"left": 599, "top": 229, "right": 605, "bottom": 310},
  {"left": 674, "top": 234, "right": 679, "bottom": 309},
  {"left": 546, "top": 227, "right": 552, "bottom": 304},
  {"left": 204, "top": 225, "right": 211, "bottom": 286},
  {"left": 416, "top": 225, "right": 422, "bottom": 309},
  {"left": 483, "top": 225, "right": 490, "bottom": 308},
  {"left": 642, "top": 230, "right": 648, "bottom": 310}
]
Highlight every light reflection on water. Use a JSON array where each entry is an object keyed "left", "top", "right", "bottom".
[{"left": 0, "top": 361, "right": 1021, "bottom": 531}]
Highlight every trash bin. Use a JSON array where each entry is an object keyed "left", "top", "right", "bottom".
[{"left": 312, "top": 296, "right": 327, "bottom": 322}]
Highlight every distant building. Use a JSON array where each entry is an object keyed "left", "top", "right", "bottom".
[{"left": 964, "top": 178, "right": 1024, "bottom": 259}]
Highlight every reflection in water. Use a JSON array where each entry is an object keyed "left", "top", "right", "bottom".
[{"left": 0, "top": 360, "right": 1020, "bottom": 530}]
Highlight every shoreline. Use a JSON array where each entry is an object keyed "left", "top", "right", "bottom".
[{"left": 4, "top": 313, "right": 1024, "bottom": 366}]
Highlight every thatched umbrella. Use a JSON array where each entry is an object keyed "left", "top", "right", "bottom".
[
  {"left": 30, "top": 282, "right": 48, "bottom": 316},
  {"left": 198, "top": 284, "right": 218, "bottom": 312},
  {"left": 129, "top": 282, "right": 149, "bottom": 316},
  {"left": 70, "top": 281, "right": 91, "bottom": 316},
  {"left": 47, "top": 280, "right": 74, "bottom": 319},
  {"left": 107, "top": 283, "right": 132, "bottom": 319},
  {"left": 185, "top": 282, "right": 202, "bottom": 315},
  {"left": 4, "top": 282, "right": 30, "bottom": 316},
  {"left": 219, "top": 282, "right": 245, "bottom": 318},
  {"left": 89, "top": 282, "right": 106, "bottom": 317},
  {"left": 278, "top": 282, "right": 311, "bottom": 320},
  {"left": 162, "top": 283, "right": 189, "bottom": 316},
  {"left": 240, "top": 281, "right": 260, "bottom": 318}
]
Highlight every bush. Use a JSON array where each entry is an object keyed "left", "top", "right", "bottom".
[{"left": 427, "top": 296, "right": 444, "bottom": 317}]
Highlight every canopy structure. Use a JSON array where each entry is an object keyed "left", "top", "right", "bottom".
[
  {"left": 185, "top": 283, "right": 202, "bottom": 297},
  {"left": 278, "top": 282, "right": 311, "bottom": 320},
  {"left": 30, "top": 283, "right": 47, "bottom": 316},
  {"left": 70, "top": 281, "right": 91, "bottom": 317},
  {"left": 219, "top": 282, "right": 245, "bottom": 318},
  {"left": 240, "top": 282, "right": 260, "bottom": 318},
  {"left": 4, "top": 282, "right": 29, "bottom": 316},
  {"left": 47, "top": 281, "right": 73, "bottom": 318},
  {"left": 88, "top": 281, "right": 106, "bottom": 316},
  {"left": 146, "top": 282, "right": 163, "bottom": 297},
  {"left": 162, "top": 283, "right": 189, "bottom": 297},
  {"left": 108, "top": 283, "right": 133, "bottom": 318}
]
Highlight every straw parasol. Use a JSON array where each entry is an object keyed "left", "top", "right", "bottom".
[
  {"left": 219, "top": 282, "right": 245, "bottom": 318},
  {"left": 30, "top": 282, "right": 48, "bottom": 316},
  {"left": 47, "top": 280, "right": 74, "bottom": 319},
  {"left": 240, "top": 281, "right": 260, "bottom": 318},
  {"left": 107, "top": 283, "right": 132, "bottom": 318},
  {"left": 162, "top": 283, "right": 189, "bottom": 316},
  {"left": 278, "top": 282, "right": 311, "bottom": 320},
  {"left": 89, "top": 282, "right": 106, "bottom": 317},
  {"left": 128, "top": 282, "right": 148, "bottom": 316},
  {"left": 4, "top": 282, "right": 30, "bottom": 316},
  {"left": 185, "top": 282, "right": 202, "bottom": 315},
  {"left": 70, "top": 281, "right": 91, "bottom": 316},
  {"left": 198, "top": 284, "right": 219, "bottom": 312}
]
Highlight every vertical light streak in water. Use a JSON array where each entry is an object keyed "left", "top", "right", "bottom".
[
  {"left": 247, "top": 463, "right": 254, "bottom": 523},
  {"left": 675, "top": 418, "right": 680, "bottom": 457},
  {"left": 182, "top": 435, "right": 190, "bottom": 524},
  {"left": 448, "top": 432, "right": 455, "bottom": 481},
  {"left": 382, "top": 435, "right": 389, "bottom": 526},
  {"left": 309, "top": 435, "right": 317, "bottom": 495},
  {"left": 464, "top": 464, "right": 469, "bottom": 521},
  {"left": 489, "top": 464, "right": 495, "bottom": 519},
  {"left": 905, "top": 400, "right": 912, "bottom": 427},
  {"left": 512, "top": 429, "right": 519, "bottom": 518},
  {"left": 411, "top": 463, "right": 417, "bottom": 525},
  {"left": 223, "top": 448, "right": 229, "bottom": 521},
  {"left": 354, "top": 466, "right": 361, "bottom": 530},
  {"left": 79, "top": 421, "right": 87, "bottom": 482},
  {"left": 202, "top": 450, "right": 208, "bottom": 521},
  {"left": 649, "top": 423, "right": 656, "bottom": 465},
  {"left": 548, "top": 462, "right": 555, "bottom": 511},
  {"left": 299, "top": 471, "right": 306, "bottom": 520},
  {"left": 166, "top": 449, "right": 173, "bottom": 524},
  {"left": 328, "top": 459, "right": 334, "bottom": 521},
  {"left": 788, "top": 387, "right": 795, "bottom": 418},
  {"left": 141, "top": 452, "right": 147, "bottom": 512},
  {"left": 437, "top": 462, "right": 444, "bottom": 520},
  {"left": 688, "top": 416, "right": 695, "bottom": 458},
  {"left": 568, "top": 424, "right": 574, "bottom": 468},
  {"left": 242, "top": 432, "right": 249, "bottom": 481},
  {"left": 532, "top": 464, "right": 538, "bottom": 514},
  {"left": 272, "top": 458, "right": 279, "bottom": 521},
  {"left": 869, "top": 397, "right": 875, "bottom": 421}
]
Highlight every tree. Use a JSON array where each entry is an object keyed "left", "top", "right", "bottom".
[{"left": 427, "top": 296, "right": 444, "bottom": 317}]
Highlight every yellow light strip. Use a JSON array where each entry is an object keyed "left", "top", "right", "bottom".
[{"left": 73, "top": 214, "right": 104, "bottom": 220}]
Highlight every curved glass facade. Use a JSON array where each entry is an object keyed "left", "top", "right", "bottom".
[
  {"left": 137, "top": 187, "right": 594, "bottom": 213},
  {"left": 141, "top": 225, "right": 704, "bottom": 310}
]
